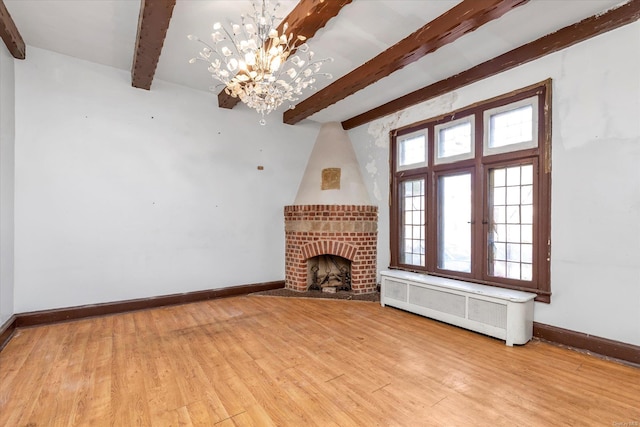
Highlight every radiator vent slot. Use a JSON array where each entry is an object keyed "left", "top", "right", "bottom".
[
  {"left": 409, "top": 285, "right": 466, "bottom": 318},
  {"left": 468, "top": 297, "right": 507, "bottom": 329},
  {"left": 384, "top": 279, "right": 407, "bottom": 302}
]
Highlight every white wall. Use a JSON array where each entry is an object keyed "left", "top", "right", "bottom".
[
  {"left": 350, "top": 22, "right": 640, "bottom": 346},
  {"left": 0, "top": 44, "right": 15, "bottom": 326},
  {"left": 14, "top": 47, "right": 319, "bottom": 313}
]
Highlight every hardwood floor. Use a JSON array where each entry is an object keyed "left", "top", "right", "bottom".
[{"left": 1, "top": 295, "right": 638, "bottom": 426}]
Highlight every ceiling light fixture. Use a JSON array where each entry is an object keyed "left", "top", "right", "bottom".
[{"left": 188, "top": 0, "right": 333, "bottom": 125}]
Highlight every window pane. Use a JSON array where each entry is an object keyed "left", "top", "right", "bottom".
[
  {"left": 400, "top": 179, "right": 425, "bottom": 266},
  {"left": 399, "top": 134, "right": 426, "bottom": 167},
  {"left": 521, "top": 164, "right": 533, "bottom": 185},
  {"left": 493, "top": 261, "right": 506, "bottom": 278},
  {"left": 404, "top": 239, "right": 413, "bottom": 254},
  {"left": 521, "top": 205, "right": 533, "bottom": 224},
  {"left": 489, "top": 105, "right": 533, "bottom": 148},
  {"left": 521, "top": 225, "right": 533, "bottom": 244},
  {"left": 506, "top": 167, "right": 521, "bottom": 186},
  {"left": 521, "top": 244, "right": 533, "bottom": 263},
  {"left": 437, "top": 121, "right": 472, "bottom": 159},
  {"left": 488, "top": 164, "right": 534, "bottom": 281},
  {"left": 493, "top": 168, "right": 506, "bottom": 186},
  {"left": 506, "top": 186, "right": 520, "bottom": 205},
  {"left": 507, "top": 243, "right": 521, "bottom": 262},
  {"left": 507, "top": 262, "right": 521, "bottom": 280},
  {"left": 493, "top": 186, "right": 506, "bottom": 206},
  {"left": 506, "top": 206, "right": 520, "bottom": 224},
  {"left": 438, "top": 173, "right": 471, "bottom": 273},
  {"left": 521, "top": 185, "right": 533, "bottom": 205},
  {"left": 494, "top": 224, "right": 506, "bottom": 242},
  {"left": 507, "top": 225, "right": 521, "bottom": 243},
  {"left": 412, "top": 180, "right": 421, "bottom": 195},
  {"left": 404, "top": 211, "right": 412, "bottom": 224}
]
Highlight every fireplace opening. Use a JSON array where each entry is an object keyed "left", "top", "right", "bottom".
[{"left": 307, "top": 255, "right": 351, "bottom": 292}]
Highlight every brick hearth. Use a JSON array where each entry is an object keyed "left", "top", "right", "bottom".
[{"left": 284, "top": 205, "right": 378, "bottom": 294}]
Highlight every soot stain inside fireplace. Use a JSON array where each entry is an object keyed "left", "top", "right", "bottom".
[{"left": 307, "top": 255, "right": 351, "bottom": 292}]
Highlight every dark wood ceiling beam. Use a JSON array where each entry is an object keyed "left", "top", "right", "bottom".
[
  {"left": 342, "top": 0, "right": 640, "bottom": 130},
  {"left": 284, "top": 0, "right": 528, "bottom": 125},
  {"left": 218, "top": 0, "right": 353, "bottom": 109},
  {"left": 131, "top": 0, "right": 176, "bottom": 90},
  {"left": 0, "top": 0, "right": 25, "bottom": 59}
]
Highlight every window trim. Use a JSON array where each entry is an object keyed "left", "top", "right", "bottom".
[{"left": 389, "top": 80, "right": 552, "bottom": 302}]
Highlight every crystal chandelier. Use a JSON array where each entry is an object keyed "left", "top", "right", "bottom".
[{"left": 188, "top": 0, "right": 333, "bottom": 125}]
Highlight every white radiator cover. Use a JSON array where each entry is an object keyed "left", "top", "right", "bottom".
[{"left": 380, "top": 271, "right": 536, "bottom": 346}]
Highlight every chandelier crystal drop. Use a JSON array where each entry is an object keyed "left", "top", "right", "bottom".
[{"left": 188, "top": 0, "right": 333, "bottom": 125}]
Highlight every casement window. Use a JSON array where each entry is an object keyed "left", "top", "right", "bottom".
[{"left": 390, "top": 81, "right": 551, "bottom": 302}]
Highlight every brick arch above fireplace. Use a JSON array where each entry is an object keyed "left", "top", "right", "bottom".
[{"left": 301, "top": 241, "right": 358, "bottom": 262}]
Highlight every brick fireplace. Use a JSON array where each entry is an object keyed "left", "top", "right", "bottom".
[
  {"left": 285, "top": 122, "right": 378, "bottom": 294},
  {"left": 284, "top": 204, "right": 378, "bottom": 294}
]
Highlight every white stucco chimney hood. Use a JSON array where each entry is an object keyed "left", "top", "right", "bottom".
[{"left": 294, "top": 122, "right": 371, "bottom": 205}]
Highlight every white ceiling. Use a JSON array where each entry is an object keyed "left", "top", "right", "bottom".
[{"left": 4, "top": 0, "right": 627, "bottom": 125}]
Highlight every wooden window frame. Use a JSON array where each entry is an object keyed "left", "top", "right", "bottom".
[{"left": 390, "top": 80, "right": 552, "bottom": 302}]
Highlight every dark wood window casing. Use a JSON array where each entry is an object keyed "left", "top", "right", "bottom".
[{"left": 390, "top": 80, "right": 552, "bottom": 302}]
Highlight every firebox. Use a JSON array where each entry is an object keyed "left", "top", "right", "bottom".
[{"left": 308, "top": 255, "right": 351, "bottom": 292}]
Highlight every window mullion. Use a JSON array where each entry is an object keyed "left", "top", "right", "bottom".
[
  {"left": 425, "top": 169, "right": 436, "bottom": 272},
  {"left": 473, "top": 112, "right": 485, "bottom": 279},
  {"left": 425, "top": 128, "right": 437, "bottom": 272}
]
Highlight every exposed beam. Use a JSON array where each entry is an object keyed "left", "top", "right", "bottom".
[
  {"left": 217, "top": 0, "right": 352, "bottom": 109},
  {"left": 0, "top": 0, "right": 25, "bottom": 59},
  {"left": 131, "top": 0, "right": 176, "bottom": 90},
  {"left": 284, "top": 0, "right": 528, "bottom": 125},
  {"left": 342, "top": 0, "right": 640, "bottom": 130}
]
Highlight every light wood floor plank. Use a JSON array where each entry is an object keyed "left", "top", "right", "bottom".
[{"left": 1, "top": 295, "right": 639, "bottom": 426}]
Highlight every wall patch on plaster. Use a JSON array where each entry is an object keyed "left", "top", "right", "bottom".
[
  {"left": 366, "top": 160, "right": 377, "bottom": 175},
  {"left": 321, "top": 168, "right": 341, "bottom": 190}
]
